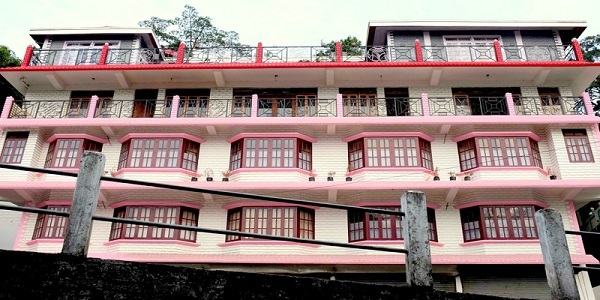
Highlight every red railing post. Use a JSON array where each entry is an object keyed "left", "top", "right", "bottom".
[
  {"left": 21, "top": 45, "right": 34, "bottom": 67},
  {"left": 335, "top": 41, "right": 342, "bottom": 62},
  {"left": 493, "top": 39, "right": 504, "bottom": 62},
  {"left": 571, "top": 38, "right": 584, "bottom": 62},
  {"left": 415, "top": 39, "right": 424, "bottom": 62},
  {"left": 256, "top": 42, "right": 263, "bottom": 63},
  {"left": 98, "top": 43, "right": 109, "bottom": 65},
  {"left": 176, "top": 42, "right": 186, "bottom": 64},
  {"left": 1, "top": 96, "right": 14, "bottom": 119}
]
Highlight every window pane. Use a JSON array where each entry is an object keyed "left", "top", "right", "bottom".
[{"left": 1, "top": 132, "right": 28, "bottom": 164}]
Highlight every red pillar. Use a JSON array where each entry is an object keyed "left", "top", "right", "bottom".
[
  {"left": 415, "top": 39, "right": 423, "bottom": 62},
  {"left": 493, "top": 39, "right": 504, "bottom": 62},
  {"left": 21, "top": 45, "right": 34, "bottom": 67},
  {"left": 256, "top": 42, "right": 263, "bottom": 63},
  {"left": 176, "top": 42, "right": 186, "bottom": 64},
  {"left": 335, "top": 41, "right": 342, "bottom": 62},
  {"left": 571, "top": 38, "right": 584, "bottom": 62},
  {"left": 98, "top": 43, "right": 109, "bottom": 65}
]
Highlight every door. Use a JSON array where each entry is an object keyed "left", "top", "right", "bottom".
[
  {"left": 343, "top": 93, "right": 377, "bottom": 116},
  {"left": 537, "top": 87, "right": 562, "bottom": 115},
  {"left": 132, "top": 89, "right": 159, "bottom": 118}
]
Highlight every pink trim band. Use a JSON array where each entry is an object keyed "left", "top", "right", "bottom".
[
  {"left": 46, "top": 133, "right": 108, "bottom": 144},
  {"left": 228, "top": 132, "right": 317, "bottom": 143},
  {"left": 350, "top": 240, "right": 445, "bottom": 247},
  {"left": 229, "top": 167, "right": 312, "bottom": 176},
  {"left": 344, "top": 132, "right": 434, "bottom": 142},
  {"left": 459, "top": 239, "right": 540, "bottom": 246},
  {"left": 347, "top": 167, "right": 435, "bottom": 177},
  {"left": 36, "top": 200, "right": 72, "bottom": 208},
  {"left": 456, "top": 166, "right": 548, "bottom": 176},
  {"left": 112, "top": 168, "right": 198, "bottom": 177},
  {"left": 218, "top": 240, "right": 320, "bottom": 248},
  {"left": 350, "top": 200, "right": 441, "bottom": 210},
  {"left": 454, "top": 200, "right": 549, "bottom": 209},
  {"left": 118, "top": 133, "right": 204, "bottom": 144},
  {"left": 104, "top": 239, "right": 199, "bottom": 247},
  {"left": 452, "top": 131, "right": 542, "bottom": 142},
  {"left": 109, "top": 201, "right": 202, "bottom": 210},
  {"left": 222, "top": 200, "right": 319, "bottom": 210},
  {"left": 26, "top": 238, "right": 64, "bottom": 245}
]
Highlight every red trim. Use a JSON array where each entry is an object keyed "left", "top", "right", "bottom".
[
  {"left": 453, "top": 131, "right": 542, "bottom": 142},
  {"left": 335, "top": 41, "right": 342, "bottom": 62},
  {"left": 118, "top": 133, "right": 204, "bottom": 144},
  {"left": 455, "top": 200, "right": 549, "bottom": 209},
  {"left": 99, "top": 43, "right": 109, "bottom": 65},
  {"left": 493, "top": 39, "right": 503, "bottom": 62},
  {"left": 222, "top": 200, "right": 318, "bottom": 210},
  {"left": 351, "top": 200, "right": 441, "bottom": 209},
  {"left": 228, "top": 132, "right": 317, "bottom": 143},
  {"left": 256, "top": 42, "right": 263, "bottom": 63},
  {"left": 110, "top": 200, "right": 201, "bottom": 210},
  {"left": 414, "top": 39, "right": 423, "bottom": 62},
  {"left": 571, "top": 38, "right": 584, "bottom": 62},
  {"left": 176, "top": 42, "right": 186, "bottom": 64},
  {"left": 21, "top": 46, "right": 33, "bottom": 67},
  {"left": 344, "top": 132, "right": 434, "bottom": 142},
  {"left": 47, "top": 133, "right": 108, "bottom": 144}
]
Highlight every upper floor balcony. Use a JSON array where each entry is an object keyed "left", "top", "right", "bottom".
[{"left": 20, "top": 39, "right": 586, "bottom": 67}]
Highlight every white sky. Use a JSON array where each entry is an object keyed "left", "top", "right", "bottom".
[{"left": 1, "top": 0, "right": 599, "bottom": 57}]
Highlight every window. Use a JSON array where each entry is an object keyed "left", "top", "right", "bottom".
[
  {"left": 348, "top": 207, "right": 437, "bottom": 242},
  {"left": 460, "top": 205, "right": 539, "bottom": 242},
  {"left": 225, "top": 207, "right": 315, "bottom": 241},
  {"left": 457, "top": 137, "right": 542, "bottom": 171},
  {"left": 1, "top": 132, "right": 28, "bottom": 164},
  {"left": 229, "top": 138, "right": 312, "bottom": 171},
  {"left": 563, "top": 129, "right": 594, "bottom": 163},
  {"left": 45, "top": 138, "right": 103, "bottom": 168},
  {"left": 32, "top": 206, "right": 69, "bottom": 239},
  {"left": 347, "top": 137, "right": 433, "bottom": 171},
  {"left": 118, "top": 138, "right": 201, "bottom": 171},
  {"left": 109, "top": 206, "right": 199, "bottom": 242}
]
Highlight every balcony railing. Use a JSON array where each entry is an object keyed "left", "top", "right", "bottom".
[
  {"left": 257, "top": 98, "right": 336, "bottom": 117},
  {"left": 343, "top": 97, "right": 423, "bottom": 117},
  {"left": 178, "top": 98, "right": 251, "bottom": 118},
  {"left": 429, "top": 96, "right": 508, "bottom": 116},
  {"left": 8, "top": 99, "right": 90, "bottom": 119},
  {"left": 94, "top": 99, "right": 172, "bottom": 118},
  {"left": 20, "top": 39, "right": 585, "bottom": 67},
  {"left": 514, "top": 96, "right": 586, "bottom": 115}
]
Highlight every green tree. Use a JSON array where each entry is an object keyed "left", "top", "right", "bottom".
[
  {"left": 0, "top": 45, "right": 23, "bottom": 113},
  {"left": 580, "top": 35, "right": 600, "bottom": 112},
  {"left": 0, "top": 45, "right": 21, "bottom": 67},
  {"left": 139, "top": 5, "right": 241, "bottom": 49},
  {"left": 321, "top": 36, "right": 363, "bottom": 56}
]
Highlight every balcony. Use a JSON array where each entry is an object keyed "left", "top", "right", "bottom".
[
  {"left": 514, "top": 96, "right": 586, "bottom": 115},
  {"left": 429, "top": 96, "right": 509, "bottom": 116},
  {"left": 257, "top": 98, "right": 336, "bottom": 117},
  {"left": 342, "top": 97, "right": 423, "bottom": 117},
  {"left": 19, "top": 39, "right": 586, "bottom": 67}
]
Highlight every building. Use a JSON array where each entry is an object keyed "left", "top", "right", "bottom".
[{"left": 0, "top": 21, "right": 599, "bottom": 299}]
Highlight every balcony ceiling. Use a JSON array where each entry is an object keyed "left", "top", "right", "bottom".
[{"left": 2, "top": 64, "right": 599, "bottom": 95}]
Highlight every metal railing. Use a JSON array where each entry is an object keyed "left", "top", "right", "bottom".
[
  {"left": 342, "top": 46, "right": 417, "bottom": 62},
  {"left": 502, "top": 45, "right": 576, "bottom": 61},
  {"left": 106, "top": 48, "right": 177, "bottom": 64},
  {"left": 8, "top": 99, "right": 90, "bottom": 119},
  {"left": 514, "top": 96, "right": 586, "bottom": 116},
  {"left": 185, "top": 47, "right": 257, "bottom": 63},
  {"left": 263, "top": 46, "right": 334, "bottom": 63},
  {"left": 343, "top": 97, "right": 423, "bottom": 117},
  {"left": 422, "top": 45, "right": 496, "bottom": 62},
  {"left": 257, "top": 98, "right": 336, "bottom": 117},
  {"left": 178, "top": 98, "right": 250, "bottom": 118},
  {"left": 429, "top": 96, "right": 508, "bottom": 116},
  {"left": 94, "top": 99, "right": 172, "bottom": 118},
  {"left": 30, "top": 49, "right": 102, "bottom": 66}
]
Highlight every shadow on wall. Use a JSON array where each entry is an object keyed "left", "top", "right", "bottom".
[{"left": 0, "top": 201, "right": 20, "bottom": 250}]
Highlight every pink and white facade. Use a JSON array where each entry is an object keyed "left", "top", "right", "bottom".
[{"left": 1, "top": 22, "right": 600, "bottom": 298}]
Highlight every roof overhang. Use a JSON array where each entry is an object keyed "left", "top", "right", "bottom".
[
  {"left": 29, "top": 27, "right": 160, "bottom": 48},
  {"left": 367, "top": 20, "right": 588, "bottom": 45}
]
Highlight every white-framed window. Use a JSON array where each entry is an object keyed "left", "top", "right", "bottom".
[
  {"left": 58, "top": 40, "right": 120, "bottom": 65},
  {"left": 442, "top": 35, "right": 501, "bottom": 61}
]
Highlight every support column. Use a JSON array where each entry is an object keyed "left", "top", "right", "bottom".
[
  {"left": 87, "top": 95, "right": 98, "bottom": 118},
  {"left": 251, "top": 94, "right": 258, "bottom": 118},
  {"left": 176, "top": 42, "right": 186, "bottom": 64},
  {"left": 415, "top": 39, "right": 424, "bottom": 62},
  {"left": 505, "top": 92, "right": 516, "bottom": 116},
  {"left": 170, "top": 95, "right": 180, "bottom": 118},
  {"left": 535, "top": 209, "right": 580, "bottom": 300},
  {"left": 421, "top": 93, "right": 430, "bottom": 116},
  {"left": 335, "top": 41, "right": 342, "bottom": 62},
  {"left": 61, "top": 152, "right": 106, "bottom": 257},
  {"left": 493, "top": 39, "right": 504, "bottom": 62},
  {"left": 581, "top": 92, "right": 594, "bottom": 116},
  {"left": 571, "top": 38, "right": 584, "bottom": 62},
  {"left": 98, "top": 43, "right": 109, "bottom": 65},
  {"left": 1, "top": 96, "right": 14, "bottom": 119},
  {"left": 336, "top": 94, "right": 344, "bottom": 117},
  {"left": 402, "top": 190, "right": 433, "bottom": 288},
  {"left": 256, "top": 42, "right": 263, "bottom": 63},
  {"left": 21, "top": 45, "right": 34, "bottom": 67}
]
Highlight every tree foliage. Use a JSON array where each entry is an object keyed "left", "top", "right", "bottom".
[
  {"left": 138, "top": 5, "right": 241, "bottom": 49},
  {"left": 0, "top": 45, "right": 21, "bottom": 67},
  {"left": 580, "top": 35, "right": 600, "bottom": 111}
]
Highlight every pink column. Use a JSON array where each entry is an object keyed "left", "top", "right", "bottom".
[
  {"left": 251, "top": 94, "right": 258, "bottom": 118},
  {"left": 415, "top": 39, "right": 423, "bottom": 62},
  {"left": 336, "top": 94, "right": 344, "bottom": 117},
  {"left": 335, "top": 41, "right": 342, "bottom": 62},
  {"left": 505, "top": 92, "right": 516, "bottom": 116},
  {"left": 493, "top": 39, "right": 504, "bottom": 62},
  {"left": 571, "top": 38, "right": 584, "bottom": 62},
  {"left": 21, "top": 46, "right": 34, "bottom": 67},
  {"left": 256, "top": 42, "right": 263, "bottom": 63},
  {"left": 98, "top": 43, "right": 109, "bottom": 65},
  {"left": 420, "top": 93, "right": 430, "bottom": 116},
  {"left": 581, "top": 92, "right": 594, "bottom": 116},
  {"left": 170, "top": 95, "right": 180, "bottom": 118},
  {"left": 1, "top": 96, "right": 15, "bottom": 119},
  {"left": 176, "top": 42, "right": 186, "bottom": 64},
  {"left": 87, "top": 96, "right": 99, "bottom": 118}
]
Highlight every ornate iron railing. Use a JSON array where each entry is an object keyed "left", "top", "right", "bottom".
[
  {"left": 502, "top": 45, "right": 575, "bottom": 61},
  {"left": 514, "top": 96, "right": 586, "bottom": 115},
  {"left": 30, "top": 49, "right": 102, "bottom": 66},
  {"left": 429, "top": 96, "right": 508, "bottom": 116},
  {"left": 177, "top": 98, "right": 250, "bottom": 118},
  {"left": 343, "top": 97, "right": 423, "bottom": 117},
  {"left": 342, "top": 46, "right": 417, "bottom": 62},
  {"left": 422, "top": 45, "right": 496, "bottom": 62},
  {"left": 8, "top": 99, "right": 90, "bottom": 119},
  {"left": 94, "top": 99, "right": 172, "bottom": 118},
  {"left": 257, "top": 98, "right": 336, "bottom": 117},
  {"left": 262, "top": 46, "right": 334, "bottom": 63},
  {"left": 106, "top": 48, "right": 177, "bottom": 64},
  {"left": 185, "top": 47, "right": 257, "bottom": 63}
]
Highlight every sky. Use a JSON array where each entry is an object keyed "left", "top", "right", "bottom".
[{"left": 1, "top": 0, "right": 600, "bottom": 57}]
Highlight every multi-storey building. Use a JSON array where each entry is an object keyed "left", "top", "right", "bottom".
[{"left": 1, "top": 21, "right": 599, "bottom": 299}]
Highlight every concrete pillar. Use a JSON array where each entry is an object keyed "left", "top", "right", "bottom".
[
  {"left": 401, "top": 190, "right": 433, "bottom": 288},
  {"left": 581, "top": 92, "right": 594, "bottom": 116},
  {"left": 505, "top": 92, "right": 516, "bottom": 116},
  {"left": 535, "top": 209, "right": 580, "bottom": 300},
  {"left": 336, "top": 94, "right": 344, "bottom": 117},
  {"left": 170, "top": 95, "right": 180, "bottom": 118},
  {"left": 61, "top": 152, "right": 105, "bottom": 257},
  {"left": 421, "top": 93, "right": 430, "bottom": 116},
  {"left": 87, "top": 95, "right": 98, "bottom": 118},
  {"left": 251, "top": 94, "right": 258, "bottom": 118},
  {"left": 1, "top": 96, "right": 14, "bottom": 119}
]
